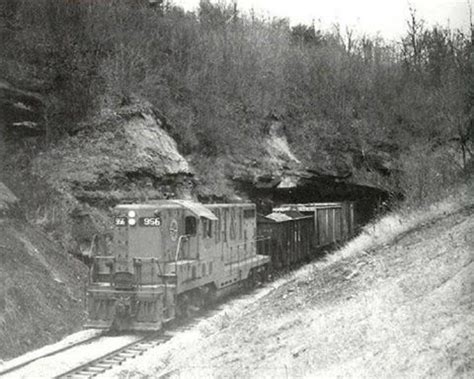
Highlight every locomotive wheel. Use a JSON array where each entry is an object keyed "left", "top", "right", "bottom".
[
  {"left": 244, "top": 268, "right": 258, "bottom": 290},
  {"left": 177, "top": 292, "right": 200, "bottom": 318},
  {"left": 255, "top": 265, "right": 269, "bottom": 285},
  {"left": 176, "top": 293, "right": 190, "bottom": 319},
  {"left": 202, "top": 285, "right": 217, "bottom": 308},
  {"left": 177, "top": 287, "right": 215, "bottom": 318}
]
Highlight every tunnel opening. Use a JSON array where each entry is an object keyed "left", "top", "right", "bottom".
[{"left": 236, "top": 175, "right": 393, "bottom": 228}]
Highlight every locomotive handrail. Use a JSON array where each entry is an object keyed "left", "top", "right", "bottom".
[
  {"left": 92, "top": 255, "right": 117, "bottom": 260},
  {"left": 224, "top": 237, "right": 271, "bottom": 265},
  {"left": 174, "top": 235, "right": 190, "bottom": 263},
  {"left": 173, "top": 234, "right": 190, "bottom": 294},
  {"left": 132, "top": 257, "right": 164, "bottom": 287}
]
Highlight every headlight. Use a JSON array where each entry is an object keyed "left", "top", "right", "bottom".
[
  {"left": 128, "top": 210, "right": 136, "bottom": 218},
  {"left": 128, "top": 218, "right": 137, "bottom": 226}
]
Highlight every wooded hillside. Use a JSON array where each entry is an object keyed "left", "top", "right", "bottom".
[{"left": 0, "top": 0, "right": 472, "bottom": 203}]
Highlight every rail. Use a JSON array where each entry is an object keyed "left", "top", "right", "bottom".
[
  {"left": 55, "top": 333, "right": 168, "bottom": 379},
  {"left": 0, "top": 333, "right": 103, "bottom": 377},
  {"left": 54, "top": 312, "right": 215, "bottom": 379}
]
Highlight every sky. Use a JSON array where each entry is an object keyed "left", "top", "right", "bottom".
[{"left": 174, "top": 0, "right": 472, "bottom": 40}]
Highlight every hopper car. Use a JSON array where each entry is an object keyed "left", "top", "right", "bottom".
[{"left": 257, "top": 202, "right": 356, "bottom": 270}]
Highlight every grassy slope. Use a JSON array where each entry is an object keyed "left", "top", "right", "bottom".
[
  {"left": 118, "top": 182, "right": 473, "bottom": 378},
  {"left": 0, "top": 219, "right": 88, "bottom": 361}
]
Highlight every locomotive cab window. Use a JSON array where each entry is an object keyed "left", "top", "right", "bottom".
[
  {"left": 201, "top": 218, "right": 213, "bottom": 238},
  {"left": 185, "top": 216, "right": 197, "bottom": 236}
]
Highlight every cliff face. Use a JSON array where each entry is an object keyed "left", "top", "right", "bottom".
[
  {"left": 33, "top": 104, "right": 193, "bottom": 205},
  {"left": 22, "top": 103, "right": 194, "bottom": 255},
  {"left": 0, "top": 182, "right": 18, "bottom": 215},
  {"left": 1, "top": 77, "right": 390, "bottom": 255}
]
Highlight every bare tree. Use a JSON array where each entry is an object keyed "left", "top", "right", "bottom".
[{"left": 402, "top": 5, "right": 425, "bottom": 69}]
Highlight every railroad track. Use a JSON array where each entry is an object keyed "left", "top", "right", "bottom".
[
  {"left": 0, "top": 333, "right": 102, "bottom": 377},
  {"left": 54, "top": 333, "right": 170, "bottom": 379},
  {"left": 3, "top": 290, "right": 257, "bottom": 378},
  {"left": 54, "top": 313, "right": 215, "bottom": 379}
]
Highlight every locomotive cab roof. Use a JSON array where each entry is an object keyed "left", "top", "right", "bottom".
[{"left": 114, "top": 200, "right": 255, "bottom": 221}]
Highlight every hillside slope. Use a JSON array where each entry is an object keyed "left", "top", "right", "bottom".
[
  {"left": 111, "top": 183, "right": 474, "bottom": 378},
  {"left": 0, "top": 218, "right": 87, "bottom": 361}
]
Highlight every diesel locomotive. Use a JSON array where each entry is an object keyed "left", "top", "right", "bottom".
[
  {"left": 85, "top": 200, "right": 357, "bottom": 331},
  {"left": 86, "top": 200, "right": 269, "bottom": 331}
]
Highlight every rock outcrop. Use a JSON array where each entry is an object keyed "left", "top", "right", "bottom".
[
  {"left": 28, "top": 102, "right": 194, "bottom": 254},
  {"left": 0, "top": 182, "right": 18, "bottom": 216},
  {"left": 33, "top": 103, "right": 193, "bottom": 205},
  {"left": 0, "top": 79, "right": 392, "bottom": 254},
  {"left": 0, "top": 79, "right": 45, "bottom": 138}
]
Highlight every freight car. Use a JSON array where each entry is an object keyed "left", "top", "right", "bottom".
[
  {"left": 257, "top": 202, "right": 356, "bottom": 270},
  {"left": 86, "top": 200, "right": 269, "bottom": 331},
  {"left": 274, "top": 202, "right": 356, "bottom": 246},
  {"left": 257, "top": 212, "right": 314, "bottom": 269}
]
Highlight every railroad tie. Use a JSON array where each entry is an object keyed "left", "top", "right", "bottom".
[
  {"left": 127, "top": 347, "right": 147, "bottom": 353},
  {"left": 94, "top": 363, "right": 113, "bottom": 369},
  {"left": 137, "top": 343, "right": 156, "bottom": 348},
  {"left": 103, "top": 357, "right": 124, "bottom": 363},
  {"left": 117, "top": 352, "right": 137, "bottom": 358},
  {"left": 83, "top": 367, "right": 106, "bottom": 373}
]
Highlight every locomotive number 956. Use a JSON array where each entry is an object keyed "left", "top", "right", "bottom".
[{"left": 139, "top": 217, "right": 161, "bottom": 227}]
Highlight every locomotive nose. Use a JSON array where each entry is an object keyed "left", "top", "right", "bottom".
[{"left": 113, "top": 271, "right": 135, "bottom": 290}]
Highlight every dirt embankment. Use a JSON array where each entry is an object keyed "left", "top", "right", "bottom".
[
  {"left": 0, "top": 218, "right": 87, "bottom": 361},
  {"left": 111, "top": 184, "right": 474, "bottom": 378}
]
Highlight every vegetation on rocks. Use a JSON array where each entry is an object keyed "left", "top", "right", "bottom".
[
  {"left": 0, "top": 0, "right": 472, "bottom": 204},
  {"left": 0, "top": 220, "right": 88, "bottom": 360}
]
